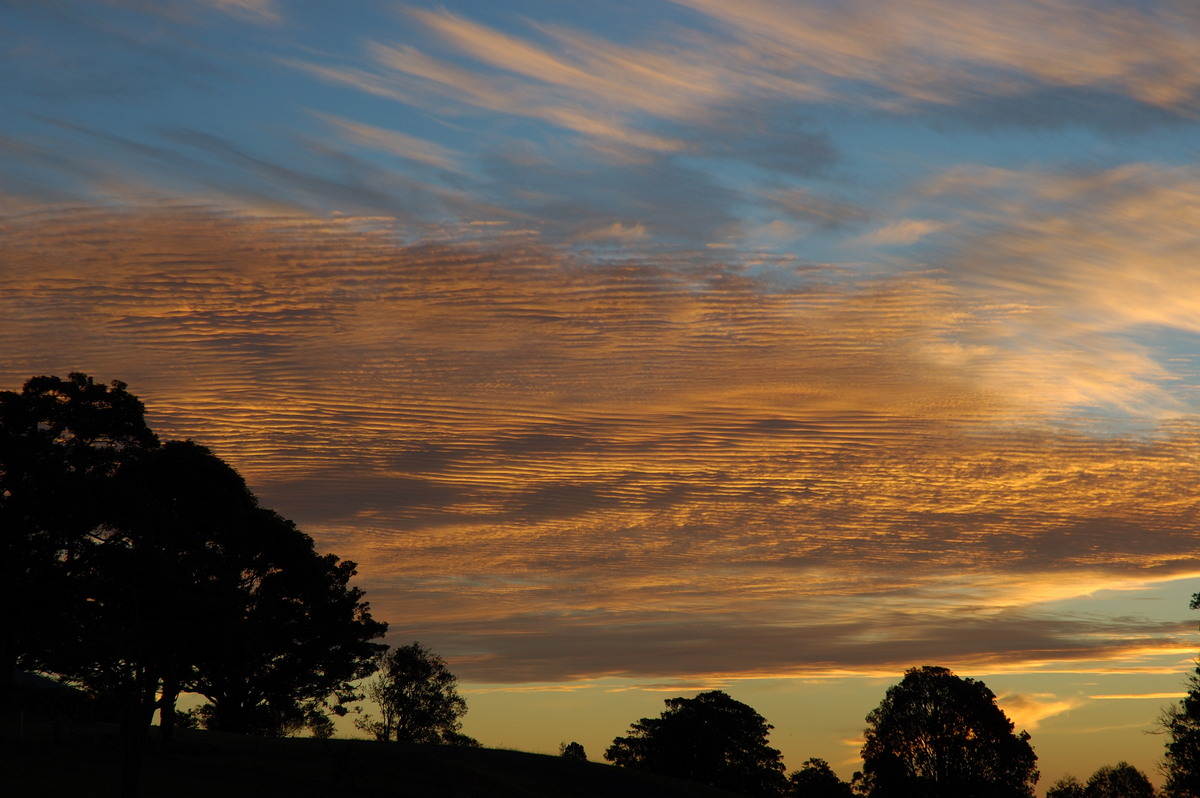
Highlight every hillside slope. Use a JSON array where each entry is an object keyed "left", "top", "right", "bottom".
[{"left": 3, "top": 714, "right": 752, "bottom": 798}]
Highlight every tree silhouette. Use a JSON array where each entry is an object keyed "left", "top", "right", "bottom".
[
  {"left": 787, "top": 757, "right": 854, "bottom": 798},
  {"left": 860, "top": 665, "right": 1038, "bottom": 798},
  {"left": 0, "top": 373, "right": 157, "bottom": 696},
  {"left": 187, "top": 512, "right": 387, "bottom": 735},
  {"left": 605, "top": 690, "right": 787, "bottom": 798},
  {"left": 2, "top": 374, "right": 389, "bottom": 796},
  {"left": 355, "top": 642, "right": 473, "bottom": 744},
  {"left": 68, "top": 441, "right": 262, "bottom": 741},
  {"left": 560, "top": 741, "right": 588, "bottom": 760},
  {"left": 1164, "top": 594, "right": 1200, "bottom": 798},
  {"left": 1046, "top": 775, "right": 1085, "bottom": 798},
  {"left": 1082, "top": 762, "right": 1155, "bottom": 798}
]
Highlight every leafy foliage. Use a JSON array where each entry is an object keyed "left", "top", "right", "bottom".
[
  {"left": 0, "top": 373, "right": 157, "bottom": 691},
  {"left": 605, "top": 690, "right": 787, "bottom": 798},
  {"left": 859, "top": 665, "right": 1038, "bottom": 798},
  {"left": 355, "top": 642, "right": 473, "bottom": 745},
  {"left": 2, "top": 373, "right": 389, "bottom": 797},
  {"left": 560, "top": 741, "right": 588, "bottom": 760},
  {"left": 787, "top": 757, "right": 854, "bottom": 798},
  {"left": 1082, "top": 762, "right": 1155, "bottom": 798},
  {"left": 1046, "top": 775, "right": 1085, "bottom": 798},
  {"left": 1164, "top": 594, "right": 1200, "bottom": 798}
]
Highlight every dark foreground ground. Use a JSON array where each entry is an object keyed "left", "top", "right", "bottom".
[{"left": 2, "top": 712, "right": 749, "bottom": 798}]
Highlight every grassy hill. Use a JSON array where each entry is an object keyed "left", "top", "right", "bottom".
[{"left": 3, "top": 712, "right": 751, "bottom": 798}]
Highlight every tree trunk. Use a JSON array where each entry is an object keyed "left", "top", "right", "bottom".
[
  {"left": 118, "top": 700, "right": 151, "bottom": 798},
  {"left": 159, "top": 673, "right": 178, "bottom": 742}
]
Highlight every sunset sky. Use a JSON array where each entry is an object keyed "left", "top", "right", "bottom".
[{"left": 4, "top": 0, "right": 1200, "bottom": 788}]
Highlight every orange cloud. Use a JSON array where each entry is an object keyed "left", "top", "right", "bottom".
[{"left": 2, "top": 200, "right": 1198, "bottom": 683}]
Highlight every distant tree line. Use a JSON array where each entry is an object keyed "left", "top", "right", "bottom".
[{"left": 600, "top": 647, "right": 1200, "bottom": 798}]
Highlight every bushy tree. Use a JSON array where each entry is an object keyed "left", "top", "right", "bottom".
[
  {"left": 356, "top": 642, "right": 473, "bottom": 745},
  {"left": 787, "top": 757, "right": 854, "bottom": 798},
  {"left": 1046, "top": 775, "right": 1085, "bottom": 798},
  {"left": 605, "top": 690, "right": 787, "bottom": 797},
  {"left": 187, "top": 514, "right": 388, "bottom": 736},
  {"left": 1164, "top": 594, "right": 1200, "bottom": 798},
  {"left": 1082, "top": 762, "right": 1155, "bottom": 798},
  {"left": 860, "top": 665, "right": 1038, "bottom": 798},
  {"left": 560, "top": 741, "right": 588, "bottom": 760}
]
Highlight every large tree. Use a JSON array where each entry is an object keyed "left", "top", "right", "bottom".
[
  {"left": 860, "top": 665, "right": 1038, "bottom": 798},
  {"left": 605, "top": 690, "right": 787, "bottom": 798},
  {"left": 1164, "top": 594, "right": 1200, "bottom": 798},
  {"left": 355, "top": 641, "right": 473, "bottom": 745},
  {"left": 185, "top": 505, "right": 388, "bottom": 736},
  {"left": 3, "top": 374, "right": 389, "bottom": 795},
  {"left": 0, "top": 373, "right": 157, "bottom": 695}
]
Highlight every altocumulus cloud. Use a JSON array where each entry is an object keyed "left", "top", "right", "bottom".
[{"left": 2, "top": 200, "right": 1199, "bottom": 683}]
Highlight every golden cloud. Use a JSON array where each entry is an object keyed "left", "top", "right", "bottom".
[{"left": 2, "top": 199, "right": 1198, "bottom": 682}]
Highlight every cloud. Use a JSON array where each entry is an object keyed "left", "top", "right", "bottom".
[
  {"left": 573, "top": 222, "right": 649, "bottom": 244},
  {"left": 997, "top": 692, "right": 1083, "bottom": 730},
  {"left": 765, "top": 189, "right": 871, "bottom": 232},
  {"left": 671, "top": 0, "right": 1200, "bottom": 116},
  {"left": 906, "top": 162, "right": 1200, "bottom": 420},
  {"left": 199, "top": 0, "right": 281, "bottom": 25},
  {"left": 311, "top": 112, "right": 463, "bottom": 173},
  {"left": 3, "top": 200, "right": 1199, "bottom": 683},
  {"left": 857, "top": 219, "right": 946, "bottom": 246}
]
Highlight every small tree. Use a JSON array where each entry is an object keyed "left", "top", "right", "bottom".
[
  {"left": 788, "top": 757, "right": 854, "bottom": 798},
  {"left": 356, "top": 642, "right": 471, "bottom": 744},
  {"left": 605, "top": 690, "right": 787, "bottom": 797},
  {"left": 560, "top": 741, "right": 587, "bottom": 760},
  {"left": 860, "top": 665, "right": 1038, "bottom": 798},
  {"left": 1046, "top": 775, "right": 1085, "bottom": 798},
  {"left": 1083, "top": 762, "right": 1155, "bottom": 798}
]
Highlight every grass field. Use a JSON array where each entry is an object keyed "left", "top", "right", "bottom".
[{"left": 2, "top": 711, "right": 750, "bottom": 797}]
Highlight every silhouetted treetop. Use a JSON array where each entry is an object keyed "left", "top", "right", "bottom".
[
  {"left": 860, "top": 665, "right": 1038, "bottom": 798},
  {"left": 787, "top": 757, "right": 854, "bottom": 798},
  {"left": 1081, "top": 762, "right": 1155, "bottom": 798},
  {"left": 355, "top": 641, "right": 472, "bottom": 745},
  {"left": 560, "top": 741, "right": 587, "bottom": 761},
  {"left": 605, "top": 690, "right": 787, "bottom": 798},
  {"left": 2, "top": 373, "right": 388, "bottom": 795},
  {"left": 1, "top": 373, "right": 159, "bottom": 697}
]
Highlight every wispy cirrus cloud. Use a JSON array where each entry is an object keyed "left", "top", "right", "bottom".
[
  {"left": 672, "top": 0, "right": 1200, "bottom": 114},
  {"left": 996, "top": 692, "right": 1083, "bottom": 731},
  {"left": 284, "top": 0, "right": 1199, "bottom": 171}
]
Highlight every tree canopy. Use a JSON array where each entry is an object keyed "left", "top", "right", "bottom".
[
  {"left": 605, "top": 690, "right": 787, "bottom": 798},
  {"left": 560, "top": 741, "right": 588, "bottom": 761},
  {"left": 787, "top": 757, "right": 854, "bottom": 798},
  {"left": 860, "top": 665, "right": 1038, "bottom": 798},
  {"left": 0, "top": 373, "right": 158, "bottom": 695},
  {"left": 1, "top": 374, "right": 388, "bottom": 795},
  {"left": 356, "top": 641, "right": 474, "bottom": 745},
  {"left": 1046, "top": 775, "right": 1086, "bottom": 798},
  {"left": 1082, "top": 762, "right": 1156, "bottom": 798}
]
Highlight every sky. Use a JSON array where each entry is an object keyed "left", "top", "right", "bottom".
[{"left": 3, "top": 0, "right": 1200, "bottom": 788}]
